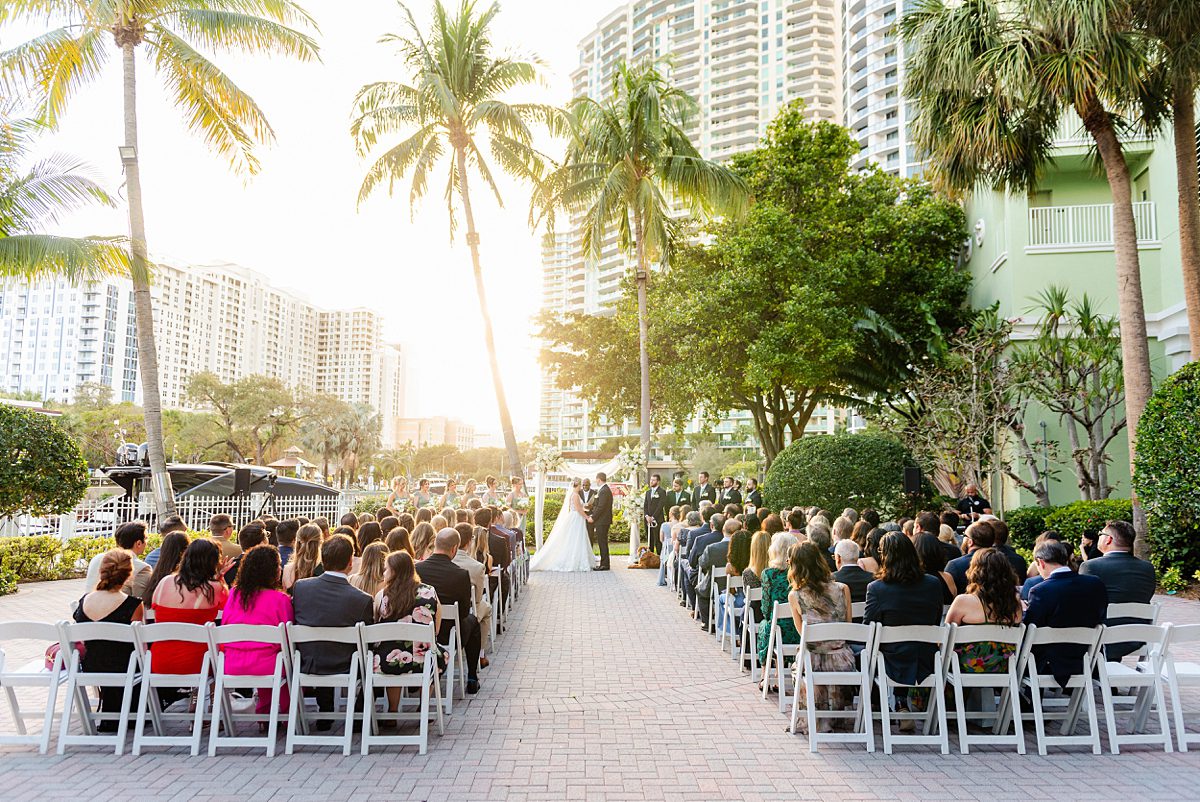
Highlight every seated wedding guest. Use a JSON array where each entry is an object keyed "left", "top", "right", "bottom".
[
  {"left": 385, "top": 526, "right": 414, "bottom": 557},
  {"left": 86, "top": 521, "right": 153, "bottom": 599},
  {"left": 860, "top": 508, "right": 881, "bottom": 529},
  {"left": 435, "top": 512, "right": 452, "bottom": 530},
  {"left": 686, "top": 513, "right": 725, "bottom": 611},
  {"left": 375, "top": 507, "right": 394, "bottom": 522},
  {"left": 455, "top": 509, "right": 470, "bottom": 525},
  {"left": 807, "top": 522, "right": 836, "bottom": 571},
  {"left": 73, "top": 549, "right": 145, "bottom": 731},
  {"left": 848, "top": 519, "right": 871, "bottom": 551},
  {"left": 339, "top": 512, "right": 359, "bottom": 532},
  {"left": 990, "top": 520, "right": 1028, "bottom": 579},
  {"left": 718, "top": 529, "right": 752, "bottom": 636},
  {"left": 418, "top": 529, "right": 483, "bottom": 694},
  {"left": 945, "top": 548, "right": 1022, "bottom": 673},
  {"left": 938, "top": 523, "right": 961, "bottom": 564},
  {"left": 831, "top": 539, "right": 873, "bottom": 605},
  {"left": 452, "top": 523, "right": 492, "bottom": 663},
  {"left": 410, "top": 521, "right": 437, "bottom": 561},
  {"left": 208, "top": 514, "right": 241, "bottom": 560},
  {"left": 151, "top": 539, "right": 229, "bottom": 703},
  {"left": 379, "top": 516, "right": 400, "bottom": 538},
  {"left": 334, "top": 525, "right": 356, "bottom": 539},
  {"left": 221, "top": 544, "right": 294, "bottom": 721},
  {"left": 224, "top": 522, "right": 267, "bottom": 585},
  {"left": 902, "top": 520, "right": 916, "bottom": 539},
  {"left": 1080, "top": 519, "right": 1157, "bottom": 660},
  {"left": 312, "top": 517, "right": 331, "bottom": 539},
  {"left": 842, "top": 508, "right": 859, "bottom": 524},
  {"left": 914, "top": 533, "right": 957, "bottom": 603},
  {"left": 698, "top": 518, "right": 739, "bottom": 627},
  {"left": 786, "top": 508, "right": 807, "bottom": 538},
  {"left": 1023, "top": 540, "right": 1108, "bottom": 688},
  {"left": 762, "top": 513, "right": 785, "bottom": 538},
  {"left": 941, "top": 509, "right": 963, "bottom": 534},
  {"left": 275, "top": 519, "right": 299, "bottom": 566},
  {"left": 470, "top": 526, "right": 494, "bottom": 575},
  {"left": 144, "top": 515, "right": 187, "bottom": 568},
  {"left": 397, "top": 513, "right": 416, "bottom": 533},
  {"left": 373, "top": 551, "right": 448, "bottom": 715},
  {"left": 262, "top": 518, "right": 278, "bottom": 547},
  {"left": 914, "top": 512, "right": 940, "bottom": 541},
  {"left": 788, "top": 542, "right": 853, "bottom": 729},
  {"left": 357, "top": 521, "right": 383, "bottom": 556},
  {"left": 283, "top": 523, "right": 323, "bottom": 591},
  {"left": 141, "top": 530, "right": 189, "bottom": 606},
  {"left": 414, "top": 507, "right": 433, "bottom": 526},
  {"left": 1021, "top": 532, "right": 1068, "bottom": 598},
  {"left": 292, "top": 535, "right": 374, "bottom": 725},
  {"left": 657, "top": 505, "right": 682, "bottom": 587},
  {"left": 947, "top": 520, "right": 996, "bottom": 595},
  {"left": 831, "top": 516, "right": 853, "bottom": 545},
  {"left": 864, "top": 534, "right": 944, "bottom": 725},
  {"left": 358, "top": 512, "right": 376, "bottom": 526},
  {"left": 351, "top": 541, "right": 388, "bottom": 595},
  {"left": 743, "top": 531, "right": 770, "bottom": 623},
  {"left": 858, "top": 528, "right": 885, "bottom": 574},
  {"left": 756, "top": 532, "right": 800, "bottom": 672}
]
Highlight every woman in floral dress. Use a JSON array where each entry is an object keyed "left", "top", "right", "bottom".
[
  {"left": 787, "top": 542, "right": 854, "bottom": 729},
  {"left": 945, "top": 547, "right": 1022, "bottom": 672},
  {"left": 372, "top": 551, "right": 448, "bottom": 713}
]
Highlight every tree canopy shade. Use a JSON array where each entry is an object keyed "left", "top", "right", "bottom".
[
  {"left": 539, "top": 108, "right": 967, "bottom": 465},
  {"left": 534, "top": 60, "right": 748, "bottom": 465},
  {"left": 352, "top": 0, "right": 562, "bottom": 479},
  {"left": 0, "top": 403, "right": 89, "bottom": 519},
  {"left": 0, "top": 0, "right": 320, "bottom": 516}
]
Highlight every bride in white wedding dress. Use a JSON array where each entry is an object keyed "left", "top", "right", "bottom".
[{"left": 530, "top": 478, "right": 596, "bottom": 573}]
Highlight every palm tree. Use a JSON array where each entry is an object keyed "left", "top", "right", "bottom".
[
  {"left": 1, "top": 112, "right": 129, "bottom": 280},
  {"left": 535, "top": 61, "right": 748, "bottom": 464},
  {"left": 901, "top": 0, "right": 1158, "bottom": 553},
  {"left": 351, "top": 0, "right": 557, "bottom": 481},
  {"left": 1135, "top": 0, "right": 1200, "bottom": 359},
  {"left": 0, "top": 1, "right": 319, "bottom": 515}
]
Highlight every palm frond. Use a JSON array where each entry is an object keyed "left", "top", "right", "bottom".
[
  {"left": 0, "top": 234, "right": 130, "bottom": 282},
  {"left": 0, "top": 153, "right": 113, "bottom": 230},
  {"left": 0, "top": 26, "right": 109, "bottom": 126},
  {"left": 356, "top": 122, "right": 441, "bottom": 207},
  {"left": 156, "top": 8, "right": 320, "bottom": 62}
]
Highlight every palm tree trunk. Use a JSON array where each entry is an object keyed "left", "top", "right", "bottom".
[
  {"left": 1086, "top": 109, "right": 1155, "bottom": 558},
  {"left": 454, "top": 146, "right": 522, "bottom": 478},
  {"left": 122, "top": 42, "right": 175, "bottom": 516},
  {"left": 1171, "top": 79, "right": 1200, "bottom": 359},
  {"left": 634, "top": 213, "right": 652, "bottom": 462}
]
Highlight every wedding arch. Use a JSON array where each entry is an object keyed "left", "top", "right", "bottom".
[{"left": 528, "top": 445, "right": 644, "bottom": 554}]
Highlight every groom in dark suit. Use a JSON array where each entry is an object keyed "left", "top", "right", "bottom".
[
  {"left": 643, "top": 474, "right": 666, "bottom": 555},
  {"left": 591, "top": 473, "right": 613, "bottom": 571}
]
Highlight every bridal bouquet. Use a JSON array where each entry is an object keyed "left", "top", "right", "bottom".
[{"left": 513, "top": 497, "right": 530, "bottom": 513}]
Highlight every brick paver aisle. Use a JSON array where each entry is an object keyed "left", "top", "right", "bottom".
[{"left": 2, "top": 565, "right": 1200, "bottom": 800}]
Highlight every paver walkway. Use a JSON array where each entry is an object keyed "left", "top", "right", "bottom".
[{"left": 2, "top": 563, "right": 1200, "bottom": 801}]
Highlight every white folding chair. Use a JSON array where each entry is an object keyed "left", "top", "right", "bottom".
[
  {"left": 1162, "top": 623, "right": 1200, "bottom": 751},
  {"left": 789, "top": 622, "right": 878, "bottom": 753},
  {"left": 358, "top": 622, "right": 445, "bottom": 755},
  {"left": 851, "top": 602, "right": 865, "bottom": 621},
  {"left": 131, "top": 621, "right": 213, "bottom": 755},
  {"left": 207, "top": 623, "right": 292, "bottom": 756},
  {"left": 0, "top": 621, "right": 67, "bottom": 754},
  {"left": 706, "top": 566, "right": 727, "bottom": 635},
  {"left": 719, "top": 575, "right": 745, "bottom": 655},
  {"left": 284, "top": 624, "right": 361, "bottom": 756},
  {"left": 1097, "top": 623, "right": 1173, "bottom": 753},
  {"left": 1014, "top": 624, "right": 1103, "bottom": 755},
  {"left": 739, "top": 587, "right": 763, "bottom": 681},
  {"left": 439, "top": 603, "right": 469, "bottom": 715},
  {"left": 871, "top": 624, "right": 951, "bottom": 754},
  {"left": 944, "top": 623, "right": 1027, "bottom": 754},
  {"left": 488, "top": 567, "right": 504, "bottom": 643},
  {"left": 760, "top": 601, "right": 800, "bottom": 712},
  {"left": 56, "top": 621, "right": 142, "bottom": 755}
]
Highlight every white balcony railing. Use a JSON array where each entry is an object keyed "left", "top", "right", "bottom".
[{"left": 1027, "top": 202, "right": 1159, "bottom": 252}]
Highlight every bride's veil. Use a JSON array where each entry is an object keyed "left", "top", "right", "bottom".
[{"left": 546, "top": 482, "right": 579, "bottom": 543}]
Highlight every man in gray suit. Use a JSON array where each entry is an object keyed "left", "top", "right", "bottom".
[
  {"left": 1079, "top": 520, "right": 1157, "bottom": 604},
  {"left": 697, "top": 518, "right": 739, "bottom": 627},
  {"left": 291, "top": 534, "right": 374, "bottom": 723}
]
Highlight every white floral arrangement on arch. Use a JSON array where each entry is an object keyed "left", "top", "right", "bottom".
[
  {"left": 621, "top": 491, "right": 645, "bottom": 518},
  {"left": 614, "top": 443, "right": 648, "bottom": 479},
  {"left": 529, "top": 443, "right": 564, "bottom": 476}
]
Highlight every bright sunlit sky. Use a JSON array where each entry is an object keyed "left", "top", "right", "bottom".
[{"left": 6, "top": 0, "right": 620, "bottom": 443}]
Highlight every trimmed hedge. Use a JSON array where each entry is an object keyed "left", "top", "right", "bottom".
[
  {"left": 1043, "top": 499, "right": 1133, "bottom": 545},
  {"left": 0, "top": 531, "right": 170, "bottom": 596},
  {"left": 1133, "top": 361, "right": 1200, "bottom": 576},
  {"left": 762, "top": 432, "right": 914, "bottom": 515},
  {"left": 1005, "top": 506, "right": 1054, "bottom": 550}
]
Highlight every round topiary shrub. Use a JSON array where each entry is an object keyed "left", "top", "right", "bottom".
[
  {"left": 1133, "top": 361, "right": 1200, "bottom": 575},
  {"left": 0, "top": 404, "right": 89, "bottom": 519},
  {"left": 762, "top": 432, "right": 914, "bottom": 515}
]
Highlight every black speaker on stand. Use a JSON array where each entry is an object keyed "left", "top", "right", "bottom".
[
  {"left": 903, "top": 466, "right": 923, "bottom": 496},
  {"left": 233, "top": 467, "right": 252, "bottom": 497}
]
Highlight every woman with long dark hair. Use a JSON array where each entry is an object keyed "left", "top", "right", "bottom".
[
  {"left": 858, "top": 527, "right": 886, "bottom": 574},
  {"left": 946, "top": 548, "right": 1022, "bottom": 673},
  {"left": 221, "top": 545, "right": 294, "bottom": 720},
  {"left": 372, "top": 550, "right": 448, "bottom": 713},
  {"left": 150, "top": 539, "right": 229, "bottom": 698},
  {"left": 141, "top": 531, "right": 189, "bottom": 606},
  {"left": 787, "top": 542, "right": 853, "bottom": 727},
  {"left": 914, "top": 532, "right": 957, "bottom": 603}
]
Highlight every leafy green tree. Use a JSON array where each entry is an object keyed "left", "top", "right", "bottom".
[
  {"left": 901, "top": 0, "right": 1157, "bottom": 543},
  {"left": 0, "top": 404, "right": 89, "bottom": 518},
  {"left": 536, "top": 60, "right": 748, "bottom": 467},
  {"left": 1, "top": 0, "right": 320, "bottom": 515},
  {"left": 351, "top": 0, "right": 557, "bottom": 480},
  {"left": 299, "top": 393, "right": 353, "bottom": 482},
  {"left": 0, "top": 113, "right": 128, "bottom": 280},
  {"left": 185, "top": 373, "right": 304, "bottom": 464},
  {"left": 333, "top": 403, "right": 380, "bottom": 487},
  {"left": 412, "top": 444, "right": 459, "bottom": 477}
]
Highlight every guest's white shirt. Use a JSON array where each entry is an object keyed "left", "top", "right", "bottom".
[{"left": 452, "top": 551, "right": 487, "bottom": 612}]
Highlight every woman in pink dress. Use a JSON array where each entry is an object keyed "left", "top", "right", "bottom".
[{"left": 220, "top": 545, "right": 295, "bottom": 717}]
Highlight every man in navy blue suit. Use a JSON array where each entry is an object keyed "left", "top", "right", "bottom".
[
  {"left": 1023, "top": 540, "right": 1108, "bottom": 688},
  {"left": 684, "top": 512, "right": 724, "bottom": 612}
]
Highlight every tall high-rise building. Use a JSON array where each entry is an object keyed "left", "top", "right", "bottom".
[
  {"left": 844, "top": 0, "right": 917, "bottom": 177},
  {"left": 539, "top": 0, "right": 849, "bottom": 458}
]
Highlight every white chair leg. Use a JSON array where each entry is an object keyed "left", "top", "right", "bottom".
[{"left": 4, "top": 686, "right": 27, "bottom": 736}]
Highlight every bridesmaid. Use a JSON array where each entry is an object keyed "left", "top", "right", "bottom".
[
  {"left": 462, "top": 478, "right": 478, "bottom": 505},
  {"left": 481, "top": 475, "right": 502, "bottom": 507},
  {"left": 385, "top": 476, "right": 409, "bottom": 512},
  {"left": 412, "top": 478, "right": 435, "bottom": 509},
  {"left": 441, "top": 478, "right": 462, "bottom": 509},
  {"left": 506, "top": 476, "right": 529, "bottom": 529}
]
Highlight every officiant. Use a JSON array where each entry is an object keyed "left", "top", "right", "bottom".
[{"left": 644, "top": 474, "right": 667, "bottom": 555}]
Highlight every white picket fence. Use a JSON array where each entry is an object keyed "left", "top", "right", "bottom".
[{"left": 1, "top": 493, "right": 352, "bottom": 540}]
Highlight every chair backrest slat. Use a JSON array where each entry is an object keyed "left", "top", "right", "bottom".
[
  {"left": 135, "top": 622, "right": 211, "bottom": 645},
  {"left": 60, "top": 622, "right": 138, "bottom": 644},
  {"left": 285, "top": 623, "right": 362, "bottom": 646},
  {"left": 0, "top": 621, "right": 62, "bottom": 642},
  {"left": 1100, "top": 623, "right": 1169, "bottom": 647},
  {"left": 875, "top": 624, "right": 946, "bottom": 646},
  {"left": 209, "top": 623, "right": 286, "bottom": 647},
  {"left": 949, "top": 623, "right": 1025, "bottom": 647},
  {"left": 360, "top": 621, "right": 436, "bottom": 646},
  {"left": 1028, "top": 625, "right": 1101, "bottom": 647}
]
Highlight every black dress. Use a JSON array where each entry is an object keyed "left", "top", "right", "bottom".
[{"left": 73, "top": 594, "right": 142, "bottom": 728}]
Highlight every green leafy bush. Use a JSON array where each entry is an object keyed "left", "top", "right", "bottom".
[
  {"left": 353, "top": 494, "right": 389, "bottom": 515},
  {"left": 0, "top": 535, "right": 69, "bottom": 583},
  {"left": 60, "top": 535, "right": 116, "bottom": 575},
  {"left": 762, "top": 432, "right": 915, "bottom": 515},
  {"left": 0, "top": 566, "right": 16, "bottom": 596},
  {"left": 1160, "top": 566, "right": 1186, "bottom": 594},
  {"left": 523, "top": 489, "right": 628, "bottom": 546},
  {"left": 1134, "top": 361, "right": 1200, "bottom": 575},
  {"left": 1043, "top": 499, "right": 1133, "bottom": 544},
  {"left": 0, "top": 404, "right": 89, "bottom": 519},
  {"left": 1005, "top": 505, "right": 1055, "bottom": 550}
]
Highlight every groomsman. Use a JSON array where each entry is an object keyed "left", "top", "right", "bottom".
[
  {"left": 720, "top": 476, "right": 742, "bottom": 507},
  {"left": 744, "top": 477, "right": 763, "bottom": 510},
  {"left": 692, "top": 471, "right": 717, "bottom": 508},
  {"left": 643, "top": 474, "right": 666, "bottom": 555},
  {"left": 667, "top": 478, "right": 691, "bottom": 508}
]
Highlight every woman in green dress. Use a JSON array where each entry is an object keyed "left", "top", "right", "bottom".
[
  {"left": 412, "top": 479, "right": 436, "bottom": 509},
  {"left": 945, "top": 547, "right": 1022, "bottom": 673},
  {"left": 441, "top": 478, "right": 461, "bottom": 509},
  {"left": 757, "top": 531, "right": 801, "bottom": 669}
]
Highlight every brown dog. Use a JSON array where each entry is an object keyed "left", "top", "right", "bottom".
[{"left": 627, "top": 546, "right": 660, "bottom": 569}]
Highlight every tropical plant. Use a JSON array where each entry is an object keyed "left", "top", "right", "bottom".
[
  {"left": 0, "top": 0, "right": 320, "bottom": 515},
  {"left": 0, "top": 403, "right": 89, "bottom": 519},
  {"left": 535, "top": 60, "right": 748, "bottom": 469},
  {"left": 901, "top": 0, "right": 1157, "bottom": 548},
  {"left": 351, "top": 0, "right": 556, "bottom": 480},
  {"left": 0, "top": 112, "right": 129, "bottom": 280},
  {"left": 761, "top": 432, "right": 916, "bottom": 516}
]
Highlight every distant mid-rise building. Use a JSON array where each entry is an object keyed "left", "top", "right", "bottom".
[{"left": 395, "top": 416, "right": 476, "bottom": 453}]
